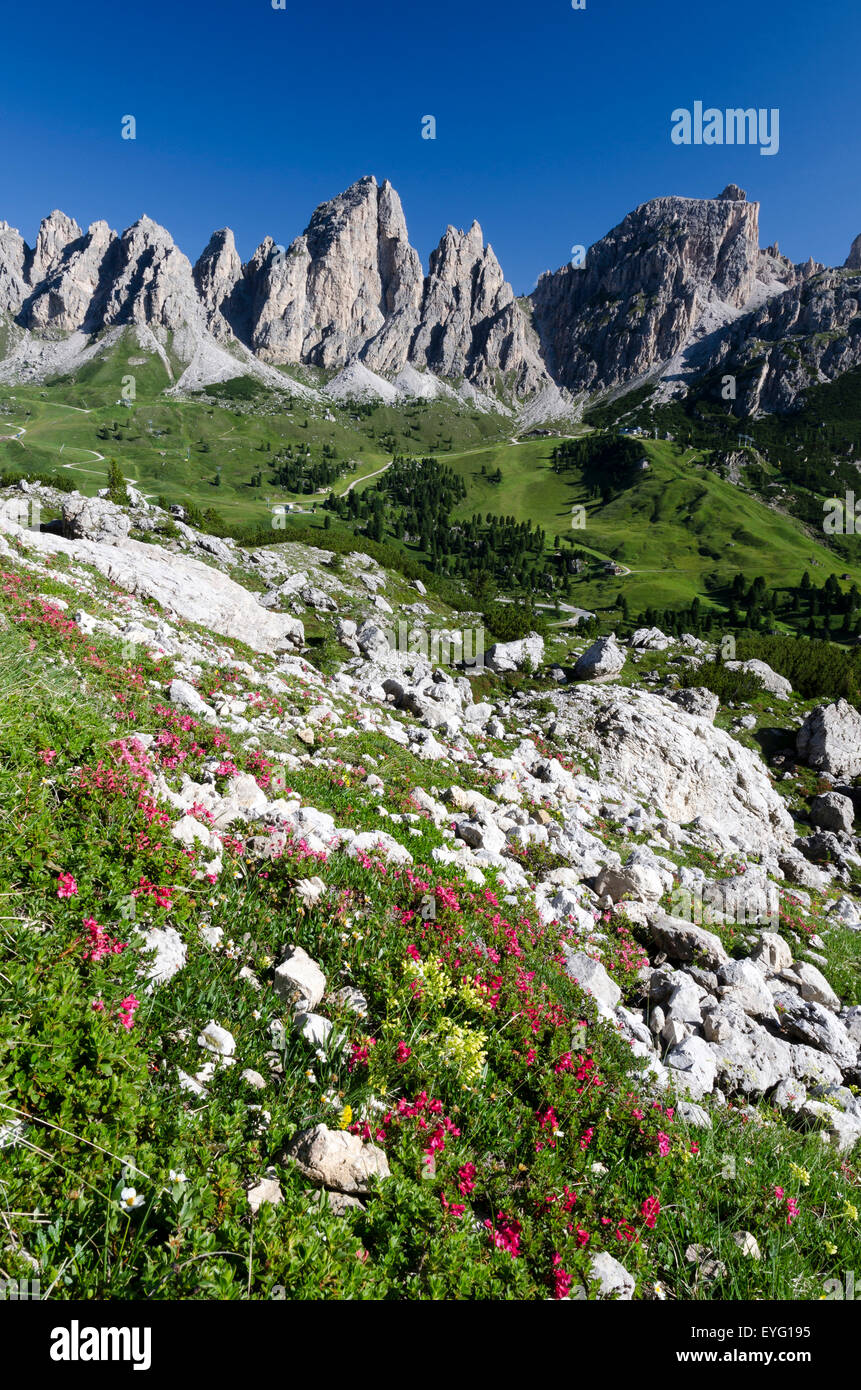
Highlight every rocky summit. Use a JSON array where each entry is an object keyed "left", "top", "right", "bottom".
[
  {"left": 1, "top": 478, "right": 860, "bottom": 1302},
  {"left": 1, "top": 177, "right": 859, "bottom": 418}
]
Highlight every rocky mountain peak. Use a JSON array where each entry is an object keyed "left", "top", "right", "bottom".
[
  {"left": 27, "top": 207, "right": 83, "bottom": 289},
  {"left": 249, "top": 174, "right": 423, "bottom": 373},
  {"left": 408, "top": 219, "right": 535, "bottom": 389},
  {"left": 193, "top": 227, "right": 244, "bottom": 340},
  {"left": 93, "top": 216, "right": 204, "bottom": 334},
  {"left": 531, "top": 189, "right": 761, "bottom": 392},
  {"left": 1, "top": 178, "right": 857, "bottom": 413},
  {"left": 29, "top": 209, "right": 83, "bottom": 285},
  {"left": 22, "top": 218, "right": 117, "bottom": 332}
]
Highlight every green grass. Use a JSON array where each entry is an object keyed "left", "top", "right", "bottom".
[
  {"left": 444, "top": 437, "right": 861, "bottom": 621},
  {"left": 6, "top": 333, "right": 861, "bottom": 647},
  {"left": 0, "top": 333, "right": 512, "bottom": 530},
  {"left": 0, "top": 549, "right": 860, "bottom": 1302}
]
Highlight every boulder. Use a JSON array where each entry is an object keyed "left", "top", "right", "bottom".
[
  {"left": 62, "top": 494, "right": 131, "bottom": 543},
  {"left": 725, "top": 659, "right": 792, "bottom": 699},
  {"left": 771, "top": 1078, "right": 807, "bottom": 1112},
  {"left": 796, "top": 1100, "right": 861, "bottom": 1153},
  {"left": 169, "top": 678, "right": 216, "bottom": 721},
  {"left": 573, "top": 634, "right": 626, "bottom": 680},
  {"left": 670, "top": 687, "right": 719, "bottom": 721},
  {"left": 666, "top": 975, "right": 704, "bottom": 1026},
  {"left": 562, "top": 685, "right": 794, "bottom": 856},
  {"left": 707, "top": 1020, "right": 793, "bottom": 1096},
  {"left": 810, "top": 792, "right": 854, "bottom": 835},
  {"left": 701, "top": 997, "right": 746, "bottom": 1043},
  {"left": 273, "top": 945, "right": 326, "bottom": 1013},
  {"left": 629, "top": 627, "right": 672, "bottom": 651},
  {"left": 797, "top": 700, "right": 861, "bottom": 779},
  {"left": 285, "top": 1124, "right": 390, "bottom": 1194},
  {"left": 665, "top": 1035, "right": 718, "bottom": 1100},
  {"left": 247, "top": 1176, "right": 283, "bottom": 1214},
  {"left": 750, "top": 931, "right": 793, "bottom": 973},
  {"left": 197, "top": 1021, "right": 236, "bottom": 1057},
  {"left": 648, "top": 913, "right": 729, "bottom": 971},
  {"left": 485, "top": 633, "right": 544, "bottom": 674},
  {"left": 718, "top": 958, "right": 779, "bottom": 1023},
  {"left": 293, "top": 1012, "right": 334, "bottom": 1049},
  {"left": 773, "top": 992, "right": 857, "bottom": 1069},
  {"left": 561, "top": 948, "right": 622, "bottom": 1013},
  {"left": 780, "top": 961, "right": 841, "bottom": 1013},
  {"left": 828, "top": 896, "right": 861, "bottom": 931},
  {"left": 137, "top": 923, "right": 186, "bottom": 989},
  {"left": 589, "top": 1252, "right": 635, "bottom": 1300},
  {"left": 591, "top": 862, "right": 664, "bottom": 904}
]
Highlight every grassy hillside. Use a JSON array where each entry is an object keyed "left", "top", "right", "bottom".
[
  {"left": 0, "top": 334, "right": 511, "bottom": 527},
  {"left": 445, "top": 437, "right": 861, "bottom": 618},
  {"left": 1, "top": 534, "right": 860, "bottom": 1304},
  {"left": 4, "top": 338, "right": 861, "bottom": 642}
]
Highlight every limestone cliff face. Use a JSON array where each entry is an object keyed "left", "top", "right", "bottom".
[
  {"left": 20, "top": 214, "right": 202, "bottom": 337},
  {"left": 1, "top": 179, "right": 859, "bottom": 413},
  {"left": 0, "top": 221, "right": 29, "bottom": 316},
  {"left": 23, "top": 221, "right": 116, "bottom": 331},
  {"left": 248, "top": 176, "right": 423, "bottom": 371},
  {"left": 530, "top": 188, "right": 762, "bottom": 393},
  {"left": 691, "top": 264, "right": 861, "bottom": 414},
  {"left": 93, "top": 217, "right": 205, "bottom": 334},
  {"left": 193, "top": 228, "right": 246, "bottom": 341},
  {"left": 409, "top": 221, "right": 550, "bottom": 393},
  {"left": 28, "top": 210, "right": 83, "bottom": 286}
]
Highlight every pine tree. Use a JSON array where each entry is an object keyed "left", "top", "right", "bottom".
[{"left": 107, "top": 458, "right": 128, "bottom": 505}]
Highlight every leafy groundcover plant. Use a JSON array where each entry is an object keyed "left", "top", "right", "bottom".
[{"left": 0, "top": 563, "right": 858, "bottom": 1301}]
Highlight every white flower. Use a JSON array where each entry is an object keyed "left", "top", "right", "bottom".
[
  {"left": 252, "top": 1009, "right": 261, "bottom": 1021},
  {"left": 169, "top": 1170, "right": 187, "bottom": 1185},
  {"left": 120, "top": 1186, "right": 144, "bottom": 1211},
  {"left": 653, "top": 1281, "right": 666, "bottom": 1301}
]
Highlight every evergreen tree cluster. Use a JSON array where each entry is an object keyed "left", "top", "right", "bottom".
[
  {"left": 551, "top": 433, "right": 644, "bottom": 504},
  {"left": 268, "top": 444, "right": 349, "bottom": 493},
  {"left": 325, "top": 455, "right": 573, "bottom": 597}
]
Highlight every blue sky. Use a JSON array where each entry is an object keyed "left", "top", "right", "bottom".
[{"left": 1, "top": 0, "right": 858, "bottom": 294}]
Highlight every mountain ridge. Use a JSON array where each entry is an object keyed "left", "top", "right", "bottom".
[{"left": 1, "top": 177, "right": 859, "bottom": 419}]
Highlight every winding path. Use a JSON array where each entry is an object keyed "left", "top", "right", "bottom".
[{"left": 341, "top": 458, "right": 393, "bottom": 495}]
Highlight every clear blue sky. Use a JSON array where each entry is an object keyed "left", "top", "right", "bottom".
[{"left": 1, "top": 0, "right": 858, "bottom": 294}]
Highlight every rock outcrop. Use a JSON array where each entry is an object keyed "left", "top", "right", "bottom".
[
  {"left": 797, "top": 701, "right": 861, "bottom": 779},
  {"left": 1, "top": 178, "right": 860, "bottom": 414},
  {"left": 561, "top": 684, "right": 794, "bottom": 854},
  {"left": 531, "top": 189, "right": 761, "bottom": 394}
]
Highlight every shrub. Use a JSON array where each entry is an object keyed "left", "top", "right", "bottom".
[
  {"left": 736, "top": 634, "right": 861, "bottom": 702},
  {"left": 678, "top": 661, "right": 764, "bottom": 704}
]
